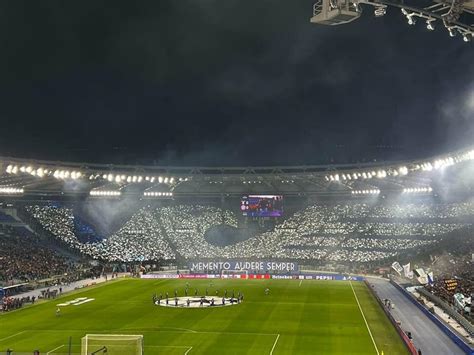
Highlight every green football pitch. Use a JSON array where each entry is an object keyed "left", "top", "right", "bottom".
[{"left": 0, "top": 278, "right": 408, "bottom": 354}]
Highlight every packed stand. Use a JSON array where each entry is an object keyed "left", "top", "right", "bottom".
[
  {"left": 22, "top": 201, "right": 474, "bottom": 264},
  {"left": 0, "top": 225, "right": 73, "bottom": 284}
]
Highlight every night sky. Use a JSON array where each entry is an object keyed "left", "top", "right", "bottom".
[{"left": 0, "top": 1, "right": 472, "bottom": 166}]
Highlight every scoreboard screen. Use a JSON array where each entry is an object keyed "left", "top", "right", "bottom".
[{"left": 240, "top": 195, "right": 283, "bottom": 217}]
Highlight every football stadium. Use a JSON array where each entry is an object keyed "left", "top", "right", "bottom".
[{"left": 0, "top": 1, "right": 473, "bottom": 355}]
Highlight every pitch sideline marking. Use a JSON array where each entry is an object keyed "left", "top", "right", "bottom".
[
  {"left": 299, "top": 280, "right": 302, "bottom": 287},
  {"left": 184, "top": 346, "right": 193, "bottom": 354},
  {"left": 46, "top": 344, "right": 64, "bottom": 354},
  {"left": 269, "top": 334, "right": 280, "bottom": 355},
  {"left": 349, "top": 281, "right": 380, "bottom": 355},
  {"left": 0, "top": 331, "right": 26, "bottom": 342}
]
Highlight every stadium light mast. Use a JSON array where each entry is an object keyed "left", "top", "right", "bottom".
[
  {"left": 310, "top": 0, "right": 474, "bottom": 42},
  {"left": 310, "top": 0, "right": 361, "bottom": 25}
]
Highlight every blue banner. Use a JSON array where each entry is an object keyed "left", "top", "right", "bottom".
[{"left": 189, "top": 261, "right": 298, "bottom": 273}]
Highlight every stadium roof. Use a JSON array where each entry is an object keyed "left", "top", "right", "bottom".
[{"left": 0, "top": 146, "right": 472, "bottom": 197}]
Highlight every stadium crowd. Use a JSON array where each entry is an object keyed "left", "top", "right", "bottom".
[
  {"left": 19, "top": 201, "right": 473, "bottom": 264},
  {"left": 0, "top": 225, "right": 72, "bottom": 284}
]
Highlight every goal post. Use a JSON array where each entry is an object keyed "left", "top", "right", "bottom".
[
  {"left": 81, "top": 334, "right": 143, "bottom": 355},
  {"left": 220, "top": 269, "right": 249, "bottom": 279}
]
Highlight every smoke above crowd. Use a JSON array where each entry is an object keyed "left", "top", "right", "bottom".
[{"left": 0, "top": 1, "right": 471, "bottom": 167}]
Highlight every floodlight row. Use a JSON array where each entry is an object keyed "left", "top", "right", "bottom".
[
  {"left": 6, "top": 165, "right": 82, "bottom": 180},
  {"left": 143, "top": 192, "right": 173, "bottom": 197},
  {"left": 326, "top": 168, "right": 404, "bottom": 182},
  {"left": 90, "top": 190, "right": 121, "bottom": 196},
  {"left": 400, "top": 8, "right": 473, "bottom": 43},
  {"left": 403, "top": 187, "right": 433, "bottom": 193},
  {"left": 326, "top": 150, "right": 474, "bottom": 182},
  {"left": 351, "top": 189, "right": 380, "bottom": 195},
  {"left": 5, "top": 164, "right": 188, "bottom": 185},
  {"left": 0, "top": 187, "right": 24, "bottom": 194},
  {"left": 92, "top": 174, "right": 180, "bottom": 184}
]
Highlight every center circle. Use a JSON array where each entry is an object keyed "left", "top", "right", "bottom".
[{"left": 155, "top": 296, "right": 242, "bottom": 308}]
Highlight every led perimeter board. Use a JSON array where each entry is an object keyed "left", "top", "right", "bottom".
[{"left": 240, "top": 195, "right": 283, "bottom": 217}]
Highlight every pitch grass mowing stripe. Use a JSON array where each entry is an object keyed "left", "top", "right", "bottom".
[{"left": 350, "top": 281, "right": 380, "bottom": 355}]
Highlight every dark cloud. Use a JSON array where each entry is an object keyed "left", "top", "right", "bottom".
[{"left": 0, "top": 1, "right": 472, "bottom": 166}]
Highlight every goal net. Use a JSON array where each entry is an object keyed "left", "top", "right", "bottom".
[
  {"left": 220, "top": 269, "right": 248, "bottom": 279},
  {"left": 81, "top": 334, "right": 143, "bottom": 355}
]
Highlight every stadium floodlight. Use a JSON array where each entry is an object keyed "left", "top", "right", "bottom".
[
  {"left": 20, "top": 166, "right": 26, "bottom": 173},
  {"left": 170, "top": 177, "right": 175, "bottom": 183},
  {"left": 150, "top": 177, "right": 155, "bottom": 182},
  {"left": 6, "top": 165, "right": 13, "bottom": 174},
  {"left": 164, "top": 177, "right": 169, "bottom": 184},
  {"left": 374, "top": 6, "right": 386, "bottom": 17},
  {"left": 426, "top": 19, "right": 435, "bottom": 31},
  {"left": 399, "top": 166, "right": 408, "bottom": 175},
  {"left": 158, "top": 176, "right": 163, "bottom": 183}
]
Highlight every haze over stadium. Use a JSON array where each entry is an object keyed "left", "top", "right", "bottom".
[{"left": 0, "top": 1, "right": 472, "bottom": 355}]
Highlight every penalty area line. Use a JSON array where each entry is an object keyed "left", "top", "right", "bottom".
[
  {"left": 0, "top": 331, "right": 26, "bottom": 342},
  {"left": 349, "top": 281, "right": 380, "bottom": 355},
  {"left": 46, "top": 344, "right": 65, "bottom": 354},
  {"left": 270, "top": 334, "right": 280, "bottom": 355},
  {"left": 299, "top": 279, "right": 302, "bottom": 287},
  {"left": 184, "top": 346, "right": 193, "bottom": 355}
]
